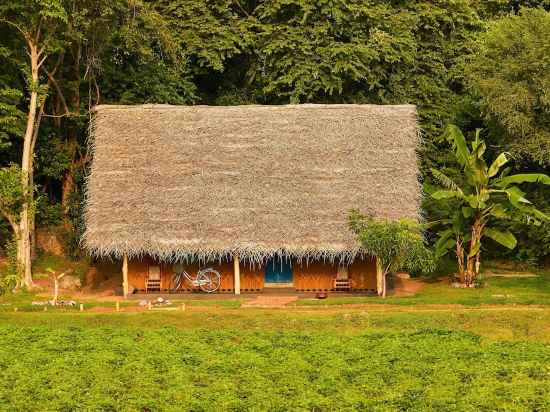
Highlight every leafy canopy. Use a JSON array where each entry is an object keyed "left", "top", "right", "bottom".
[
  {"left": 465, "top": 8, "right": 550, "bottom": 165},
  {"left": 0, "top": 165, "right": 32, "bottom": 228},
  {"left": 349, "top": 210, "right": 435, "bottom": 275}
]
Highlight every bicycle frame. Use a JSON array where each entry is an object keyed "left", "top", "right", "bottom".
[{"left": 172, "top": 269, "right": 212, "bottom": 290}]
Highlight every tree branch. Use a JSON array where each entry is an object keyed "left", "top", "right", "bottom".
[
  {"left": 30, "top": 104, "right": 45, "bottom": 157},
  {"left": 42, "top": 112, "right": 83, "bottom": 118},
  {"left": 43, "top": 68, "right": 69, "bottom": 115},
  {"left": 37, "top": 45, "right": 46, "bottom": 59},
  {"left": 232, "top": 0, "right": 250, "bottom": 17},
  {"left": 35, "top": 17, "right": 43, "bottom": 44},
  {"left": 37, "top": 53, "right": 48, "bottom": 69},
  {"left": 0, "top": 19, "right": 28, "bottom": 38},
  {"left": 0, "top": 204, "right": 19, "bottom": 234}
]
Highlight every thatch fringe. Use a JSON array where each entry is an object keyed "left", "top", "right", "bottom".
[{"left": 87, "top": 244, "right": 368, "bottom": 266}]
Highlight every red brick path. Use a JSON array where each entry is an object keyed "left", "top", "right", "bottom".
[{"left": 242, "top": 295, "right": 299, "bottom": 308}]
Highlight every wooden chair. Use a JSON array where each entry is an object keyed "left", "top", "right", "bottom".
[
  {"left": 334, "top": 266, "right": 351, "bottom": 291},
  {"left": 146, "top": 265, "right": 161, "bottom": 293}
]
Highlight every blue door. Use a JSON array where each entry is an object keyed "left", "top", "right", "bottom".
[{"left": 265, "top": 259, "right": 293, "bottom": 283}]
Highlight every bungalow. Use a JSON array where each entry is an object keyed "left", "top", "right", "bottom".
[{"left": 83, "top": 104, "right": 421, "bottom": 296}]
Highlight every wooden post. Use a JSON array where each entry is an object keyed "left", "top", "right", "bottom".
[
  {"left": 233, "top": 255, "right": 241, "bottom": 295},
  {"left": 116, "top": 301, "right": 120, "bottom": 312},
  {"left": 122, "top": 253, "right": 129, "bottom": 299},
  {"left": 79, "top": 304, "right": 84, "bottom": 312},
  {"left": 376, "top": 257, "right": 384, "bottom": 297}
]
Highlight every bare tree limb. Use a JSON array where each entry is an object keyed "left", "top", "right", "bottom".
[
  {"left": 43, "top": 69, "right": 69, "bottom": 115},
  {"left": 37, "top": 53, "right": 48, "bottom": 69},
  {"left": 34, "top": 17, "right": 42, "bottom": 44}
]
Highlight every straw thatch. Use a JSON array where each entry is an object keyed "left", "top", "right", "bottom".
[{"left": 83, "top": 104, "right": 421, "bottom": 263}]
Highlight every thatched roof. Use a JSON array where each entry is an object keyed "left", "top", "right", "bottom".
[{"left": 84, "top": 104, "right": 421, "bottom": 263}]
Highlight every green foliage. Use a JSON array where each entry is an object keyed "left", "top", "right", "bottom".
[
  {"left": 431, "top": 125, "right": 550, "bottom": 281},
  {"left": 0, "top": 0, "right": 548, "bottom": 269},
  {"left": 64, "top": 167, "right": 85, "bottom": 259},
  {"left": 0, "top": 47, "right": 24, "bottom": 151},
  {"left": 0, "top": 323, "right": 548, "bottom": 409},
  {"left": 349, "top": 211, "right": 435, "bottom": 276},
  {"left": 0, "top": 0, "right": 68, "bottom": 59},
  {"left": 35, "top": 200, "right": 62, "bottom": 227},
  {"left": 0, "top": 238, "right": 18, "bottom": 294},
  {"left": 34, "top": 134, "right": 71, "bottom": 180},
  {"left": 160, "top": 0, "right": 252, "bottom": 72},
  {"left": 96, "top": 0, "right": 199, "bottom": 104},
  {"left": 0, "top": 165, "right": 29, "bottom": 228},
  {"left": 252, "top": 0, "right": 482, "bottom": 118},
  {"left": 465, "top": 8, "right": 550, "bottom": 165}
]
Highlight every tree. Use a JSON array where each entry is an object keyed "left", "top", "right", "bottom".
[
  {"left": 349, "top": 211, "right": 435, "bottom": 297},
  {"left": 431, "top": 125, "right": 550, "bottom": 285},
  {"left": 0, "top": 0, "right": 67, "bottom": 287},
  {"left": 0, "top": 165, "right": 34, "bottom": 287},
  {"left": 43, "top": 0, "right": 195, "bottom": 223},
  {"left": 465, "top": 8, "right": 550, "bottom": 166}
]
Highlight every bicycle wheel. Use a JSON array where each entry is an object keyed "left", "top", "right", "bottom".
[{"left": 197, "top": 269, "right": 221, "bottom": 293}]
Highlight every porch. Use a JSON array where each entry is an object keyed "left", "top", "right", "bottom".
[{"left": 121, "top": 255, "right": 382, "bottom": 297}]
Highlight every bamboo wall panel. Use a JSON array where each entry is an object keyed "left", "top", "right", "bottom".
[
  {"left": 160, "top": 263, "right": 174, "bottom": 290},
  {"left": 240, "top": 265, "right": 264, "bottom": 291},
  {"left": 217, "top": 262, "right": 235, "bottom": 292},
  {"left": 349, "top": 257, "right": 377, "bottom": 291},
  {"left": 127, "top": 258, "right": 149, "bottom": 290},
  {"left": 294, "top": 261, "right": 336, "bottom": 291}
]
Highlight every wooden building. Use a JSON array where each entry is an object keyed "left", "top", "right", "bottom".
[{"left": 83, "top": 104, "right": 421, "bottom": 296}]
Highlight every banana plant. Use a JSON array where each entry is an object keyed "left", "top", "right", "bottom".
[{"left": 431, "top": 125, "right": 550, "bottom": 285}]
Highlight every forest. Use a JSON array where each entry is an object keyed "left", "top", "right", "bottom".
[{"left": 0, "top": 0, "right": 549, "bottom": 290}]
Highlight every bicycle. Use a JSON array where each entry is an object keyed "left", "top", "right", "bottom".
[{"left": 171, "top": 267, "right": 221, "bottom": 293}]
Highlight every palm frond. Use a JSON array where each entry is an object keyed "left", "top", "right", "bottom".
[{"left": 431, "top": 169, "right": 463, "bottom": 194}]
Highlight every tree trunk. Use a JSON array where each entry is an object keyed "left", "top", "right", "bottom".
[
  {"left": 18, "top": 42, "right": 41, "bottom": 288},
  {"left": 53, "top": 276, "right": 59, "bottom": 305},
  {"left": 29, "top": 104, "right": 44, "bottom": 260},
  {"left": 465, "top": 216, "right": 483, "bottom": 286},
  {"left": 29, "top": 144, "right": 36, "bottom": 259},
  {"left": 61, "top": 43, "right": 81, "bottom": 225},
  {"left": 61, "top": 165, "right": 74, "bottom": 224},
  {"left": 456, "top": 237, "right": 465, "bottom": 282}
]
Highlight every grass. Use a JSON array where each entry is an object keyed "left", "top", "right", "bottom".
[
  {"left": 1, "top": 259, "right": 549, "bottom": 410},
  {"left": 0, "top": 295, "right": 244, "bottom": 312},
  {"left": 0, "top": 308, "right": 549, "bottom": 411},
  {"left": 294, "top": 268, "right": 550, "bottom": 307}
]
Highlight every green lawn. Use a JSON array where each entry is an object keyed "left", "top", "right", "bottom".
[
  {"left": 0, "top": 309, "right": 549, "bottom": 411},
  {"left": 294, "top": 269, "right": 550, "bottom": 307},
  {"left": 1, "top": 263, "right": 549, "bottom": 410}
]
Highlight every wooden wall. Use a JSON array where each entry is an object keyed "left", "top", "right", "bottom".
[
  {"left": 127, "top": 258, "right": 264, "bottom": 293},
  {"left": 349, "top": 257, "right": 377, "bottom": 291},
  {"left": 293, "top": 257, "right": 377, "bottom": 292},
  {"left": 127, "top": 256, "right": 377, "bottom": 293},
  {"left": 294, "top": 261, "right": 336, "bottom": 291}
]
